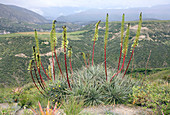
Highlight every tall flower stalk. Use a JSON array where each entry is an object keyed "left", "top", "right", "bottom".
[
  {"left": 122, "top": 13, "right": 142, "bottom": 79},
  {"left": 104, "top": 14, "right": 109, "bottom": 81},
  {"left": 34, "top": 31, "right": 46, "bottom": 87},
  {"left": 62, "top": 26, "right": 71, "bottom": 90},
  {"left": 110, "top": 23, "right": 130, "bottom": 82},
  {"left": 28, "top": 60, "right": 45, "bottom": 96},
  {"left": 68, "top": 46, "right": 73, "bottom": 75},
  {"left": 51, "top": 20, "right": 64, "bottom": 79},
  {"left": 50, "top": 20, "right": 57, "bottom": 80},
  {"left": 117, "top": 14, "right": 125, "bottom": 72},
  {"left": 81, "top": 52, "right": 88, "bottom": 68},
  {"left": 92, "top": 20, "right": 101, "bottom": 66}
]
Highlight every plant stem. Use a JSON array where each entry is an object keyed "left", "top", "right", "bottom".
[
  {"left": 142, "top": 50, "right": 152, "bottom": 84},
  {"left": 52, "top": 52, "right": 55, "bottom": 80},
  {"left": 104, "top": 14, "right": 109, "bottom": 81},
  {"left": 33, "top": 66, "right": 45, "bottom": 90},
  {"left": 92, "top": 40, "right": 96, "bottom": 66},
  {"left": 35, "top": 61, "right": 46, "bottom": 88},
  {"left": 92, "top": 20, "right": 101, "bottom": 66},
  {"left": 122, "top": 48, "right": 135, "bottom": 79},
  {"left": 63, "top": 26, "right": 71, "bottom": 90},
  {"left": 64, "top": 46, "right": 71, "bottom": 90},
  {"left": 30, "top": 68, "right": 45, "bottom": 96},
  {"left": 110, "top": 51, "right": 126, "bottom": 82},
  {"left": 104, "top": 44, "right": 107, "bottom": 81},
  {"left": 40, "top": 62, "right": 51, "bottom": 80},
  {"left": 69, "top": 58, "right": 73, "bottom": 75},
  {"left": 117, "top": 14, "right": 125, "bottom": 72},
  {"left": 117, "top": 44, "right": 122, "bottom": 71},
  {"left": 54, "top": 46, "right": 64, "bottom": 79}
]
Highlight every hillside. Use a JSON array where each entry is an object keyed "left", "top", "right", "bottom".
[
  {"left": 56, "top": 4, "right": 170, "bottom": 22},
  {"left": 0, "top": 3, "right": 47, "bottom": 23},
  {"left": 0, "top": 20, "right": 170, "bottom": 87}
]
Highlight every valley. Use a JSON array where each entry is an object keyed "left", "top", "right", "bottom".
[{"left": 0, "top": 20, "right": 170, "bottom": 87}]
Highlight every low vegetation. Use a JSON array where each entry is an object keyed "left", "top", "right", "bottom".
[{"left": 0, "top": 13, "right": 170, "bottom": 115}]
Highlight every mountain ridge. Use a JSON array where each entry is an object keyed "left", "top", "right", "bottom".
[
  {"left": 56, "top": 4, "right": 170, "bottom": 22},
  {"left": 0, "top": 3, "right": 47, "bottom": 23}
]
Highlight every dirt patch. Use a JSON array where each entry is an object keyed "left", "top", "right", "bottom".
[
  {"left": 15, "top": 53, "right": 28, "bottom": 58},
  {"left": 40, "top": 47, "right": 63, "bottom": 57},
  {"left": 131, "top": 25, "right": 149, "bottom": 30},
  {"left": 81, "top": 104, "right": 153, "bottom": 115}
]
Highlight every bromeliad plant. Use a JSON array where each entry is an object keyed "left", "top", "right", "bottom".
[{"left": 28, "top": 13, "right": 142, "bottom": 104}]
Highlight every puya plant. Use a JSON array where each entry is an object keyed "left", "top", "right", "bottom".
[
  {"left": 28, "top": 21, "right": 72, "bottom": 96},
  {"left": 110, "top": 13, "right": 142, "bottom": 82},
  {"left": 28, "top": 13, "right": 142, "bottom": 97}
]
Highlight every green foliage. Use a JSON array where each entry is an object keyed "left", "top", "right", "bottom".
[
  {"left": 47, "top": 65, "right": 138, "bottom": 106},
  {"left": 130, "top": 80, "right": 170, "bottom": 114},
  {"left": 62, "top": 96, "right": 84, "bottom": 115}
]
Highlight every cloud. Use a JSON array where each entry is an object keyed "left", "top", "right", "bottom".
[{"left": 0, "top": 0, "right": 170, "bottom": 9}]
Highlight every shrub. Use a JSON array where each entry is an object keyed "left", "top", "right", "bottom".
[{"left": 130, "top": 80, "right": 170, "bottom": 114}]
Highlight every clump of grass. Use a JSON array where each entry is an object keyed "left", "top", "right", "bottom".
[{"left": 62, "top": 96, "right": 84, "bottom": 115}]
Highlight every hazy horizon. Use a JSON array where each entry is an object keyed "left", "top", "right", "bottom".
[{"left": 0, "top": 0, "right": 170, "bottom": 15}]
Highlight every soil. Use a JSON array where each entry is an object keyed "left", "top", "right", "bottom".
[{"left": 0, "top": 103, "right": 153, "bottom": 115}]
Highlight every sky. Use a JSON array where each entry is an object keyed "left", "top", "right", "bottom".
[{"left": 0, "top": 0, "right": 170, "bottom": 15}]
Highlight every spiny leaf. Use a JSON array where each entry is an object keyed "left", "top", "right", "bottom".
[
  {"left": 50, "top": 20, "right": 57, "bottom": 52},
  {"left": 120, "top": 14, "right": 125, "bottom": 45},
  {"left": 104, "top": 13, "right": 109, "bottom": 45},
  {"left": 123, "top": 23, "right": 130, "bottom": 56},
  {"left": 132, "top": 12, "right": 142, "bottom": 48},
  {"left": 93, "top": 20, "right": 101, "bottom": 41}
]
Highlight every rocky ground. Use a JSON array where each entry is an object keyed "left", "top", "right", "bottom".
[{"left": 0, "top": 103, "right": 153, "bottom": 115}]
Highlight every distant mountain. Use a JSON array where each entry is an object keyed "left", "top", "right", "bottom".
[
  {"left": 56, "top": 4, "right": 170, "bottom": 22},
  {"left": 0, "top": 3, "right": 47, "bottom": 23},
  {"left": 39, "top": 6, "right": 88, "bottom": 20}
]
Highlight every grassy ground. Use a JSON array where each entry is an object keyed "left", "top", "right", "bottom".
[{"left": 0, "top": 31, "right": 86, "bottom": 41}]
